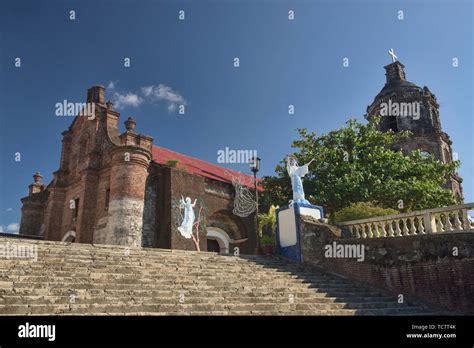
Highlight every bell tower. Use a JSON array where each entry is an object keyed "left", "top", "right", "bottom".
[{"left": 366, "top": 51, "right": 463, "bottom": 200}]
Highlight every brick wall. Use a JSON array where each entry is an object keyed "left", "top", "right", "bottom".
[
  {"left": 19, "top": 191, "right": 48, "bottom": 236},
  {"left": 299, "top": 216, "right": 474, "bottom": 314},
  {"left": 151, "top": 165, "right": 256, "bottom": 253}
]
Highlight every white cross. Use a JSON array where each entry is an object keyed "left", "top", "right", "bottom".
[{"left": 388, "top": 48, "right": 397, "bottom": 63}]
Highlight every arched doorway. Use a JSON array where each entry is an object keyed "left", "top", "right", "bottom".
[
  {"left": 207, "top": 239, "right": 220, "bottom": 253},
  {"left": 206, "top": 227, "right": 230, "bottom": 254},
  {"left": 61, "top": 230, "right": 76, "bottom": 242}
]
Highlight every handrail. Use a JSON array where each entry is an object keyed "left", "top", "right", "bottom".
[{"left": 337, "top": 203, "right": 474, "bottom": 238}]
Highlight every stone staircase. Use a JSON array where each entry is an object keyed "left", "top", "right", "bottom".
[{"left": 0, "top": 237, "right": 439, "bottom": 315}]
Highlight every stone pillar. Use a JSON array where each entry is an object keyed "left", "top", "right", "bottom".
[
  {"left": 102, "top": 116, "right": 153, "bottom": 247},
  {"left": 19, "top": 172, "right": 48, "bottom": 237},
  {"left": 105, "top": 146, "right": 151, "bottom": 246}
]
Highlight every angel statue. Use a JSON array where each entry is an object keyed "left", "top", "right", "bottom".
[
  {"left": 286, "top": 155, "right": 315, "bottom": 205},
  {"left": 178, "top": 196, "right": 197, "bottom": 239}
]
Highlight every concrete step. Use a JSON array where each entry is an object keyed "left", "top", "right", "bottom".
[
  {"left": 1, "top": 303, "right": 430, "bottom": 315},
  {"left": 0, "top": 237, "right": 437, "bottom": 315}
]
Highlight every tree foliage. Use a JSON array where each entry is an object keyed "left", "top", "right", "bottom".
[
  {"left": 261, "top": 117, "right": 460, "bottom": 219},
  {"left": 333, "top": 202, "right": 398, "bottom": 223},
  {"left": 258, "top": 204, "right": 279, "bottom": 237}
]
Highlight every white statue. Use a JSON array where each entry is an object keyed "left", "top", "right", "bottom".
[
  {"left": 286, "top": 156, "right": 314, "bottom": 205},
  {"left": 178, "top": 196, "right": 197, "bottom": 239}
]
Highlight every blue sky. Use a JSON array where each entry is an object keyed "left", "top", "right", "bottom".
[{"left": 0, "top": 0, "right": 472, "bottom": 231}]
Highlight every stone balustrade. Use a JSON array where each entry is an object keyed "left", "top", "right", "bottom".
[{"left": 338, "top": 203, "right": 474, "bottom": 239}]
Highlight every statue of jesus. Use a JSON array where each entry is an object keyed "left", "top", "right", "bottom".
[
  {"left": 286, "top": 155, "right": 315, "bottom": 205},
  {"left": 178, "top": 196, "right": 197, "bottom": 239}
]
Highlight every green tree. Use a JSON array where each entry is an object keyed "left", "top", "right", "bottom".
[
  {"left": 262, "top": 117, "right": 460, "bottom": 220},
  {"left": 333, "top": 202, "right": 398, "bottom": 223}
]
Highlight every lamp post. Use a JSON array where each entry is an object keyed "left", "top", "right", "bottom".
[{"left": 250, "top": 156, "right": 261, "bottom": 253}]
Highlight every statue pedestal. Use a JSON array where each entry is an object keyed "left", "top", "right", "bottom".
[{"left": 276, "top": 203, "right": 324, "bottom": 262}]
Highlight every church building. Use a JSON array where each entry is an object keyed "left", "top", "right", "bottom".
[{"left": 19, "top": 85, "right": 259, "bottom": 254}]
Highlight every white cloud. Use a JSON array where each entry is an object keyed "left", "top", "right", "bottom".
[
  {"left": 113, "top": 92, "right": 143, "bottom": 110},
  {"left": 0, "top": 225, "right": 3, "bottom": 232},
  {"left": 141, "top": 86, "right": 153, "bottom": 97},
  {"left": 6, "top": 208, "right": 13, "bottom": 212},
  {"left": 141, "top": 84, "right": 187, "bottom": 112},
  {"left": 6, "top": 223, "right": 19, "bottom": 234},
  {"left": 109, "top": 83, "right": 187, "bottom": 113}
]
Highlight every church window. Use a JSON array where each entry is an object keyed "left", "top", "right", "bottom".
[
  {"left": 387, "top": 116, "right": 398, "bottom": 132},
  {"left": 420, "top": 151, "right": 431, "bottom": 159},
  {"left": 72, "top": 198, "right": 80, "bottom": 222}
]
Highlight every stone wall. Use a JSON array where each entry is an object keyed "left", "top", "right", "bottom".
[
  {"left": 19, "top": 191, "right": 49, "bottom": 237},
  {"left": 299, "top": 216, "right": 474, "bottom": 314}
]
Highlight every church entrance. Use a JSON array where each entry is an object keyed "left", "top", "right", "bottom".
[
  {"left": 207, "top": 239, "right": 220, "bottom": 253},
  {"left": 206, "top": 227, "right": 230, "bottom": 254}
]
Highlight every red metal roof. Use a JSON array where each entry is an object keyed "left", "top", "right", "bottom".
[{"left": 152, "top": 145, "right": 263, "bottom": 191}]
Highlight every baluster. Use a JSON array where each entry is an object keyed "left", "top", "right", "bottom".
[
  {"left": 402, "top": 218, "right": 409, "bottom": 236},
  {"left": 395, "top": 219, "right": 402, "bottom": 236},
  {"left": 381, "top": 222, "right": 387, "bottom": 237},
  {"left": 461, "top": 209, "right": 470, "bottom": 230},
  {"left": 454, "top": 210, "right": 462, "bottom": 231},
  {"left": 388, "top": 220, "right": 395, "bottom": 237},
  {"left": 367, "top": 223, "right": 373, "bottom": 238},
  {"left": 360, "top": 225, "right": 366, "bottom": 238},
  {"left": 446, "top": 213, "right": 454, "bottom": 231},
  {"left": 374, "top": 223, "right": 380, "bottom": 238},
  {"left": 436, "top": 213, "right": 444, "bottom": 232},
  {"left": 417, "top": 217, "right": 425, "bottom": 234},
  {"left": 409, "top": 217, "right": 417, "bottom": 235}
]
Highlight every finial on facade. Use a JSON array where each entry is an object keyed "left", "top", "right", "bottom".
[
  {"left": 29, "top": 172, "right": 45, "bottom": 195},
  {"left": 106, "top": 100, "right": 114, "bottom": 110},
  {"left": 388, "top": 48, "right": 397, "bottom": 63},
  {"left": 33, "top": 172, "right": 43, "bottom": 184},
  {"left": 124, "top": 117, "right": 136, "bottom": 132}
]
